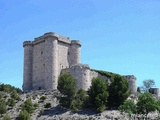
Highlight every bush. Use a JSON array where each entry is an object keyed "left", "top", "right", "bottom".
[
  {"left": 44, "top": 103, "right": 51, "bottom": 108},
  {"left": 21, "top": 98, "right": 34, "bottom": 114},
  {"left": 3, "top": 114, "right": 11, "bottom": 120},
  {"left": 0, "top": 99, "right": 7, "bottom": 115},
  {"left": 118, "top": 99, "right": 137, "bottom": 115},
  {"left": 137, "top": 92, "right": 157, "bottom": 116},
  {"left": 40, "top": 96, "right": 47, "bottom": 102},
  {"left": 58, "top": 73, "right": 77, "bottom": 108},
  {"left": 71, "top": 89, "right": 88, "bottom": 112},
  {"left": 34, "top": 103, "right": 39, "bottom": 108},
  {"left": 108, "top": 75, "right": 131, "bottom": 108},
  {"left": 17, "top": 110, "right": 31, "bottom": 120},
  {"left": 7, "top": 98, "right": 15, "bottom": 107},
  {"left": 88, "top": 77, "right": 109, "bottom": 112},
  {"left": 11, "top": 90, "right": 20, "bottom": 100},
  {"left": 0, "top": 83, "right": 22, "bottom": 93}
]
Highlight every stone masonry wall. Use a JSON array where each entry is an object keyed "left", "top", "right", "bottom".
[
  {"left": 58, "top": 41, "right": 70, "bottom": 75},
  {"left": 32, "top": 41, "right": 45, "bottom": 90}
]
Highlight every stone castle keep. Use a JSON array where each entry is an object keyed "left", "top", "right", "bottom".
[{"left": 23, "top": 32, "right": 137, "bottom": 93}]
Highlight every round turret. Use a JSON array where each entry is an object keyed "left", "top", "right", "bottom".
[
  {"left": 69, "top": 40, "right": 81, "bottom": 66},
  {"left": 125, "top": 75, "right": 137, "bottom": 94},
  {"left": 23, "top": 41, "right": 33, "bottom": 92}
]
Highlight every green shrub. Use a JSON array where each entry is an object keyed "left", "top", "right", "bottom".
[
  {"left": 7, "top": 98, "right": 15, "bottom": 107},
  {"left": 40, "top": 96, "right": 47, "bottom": 101},
  {"left": 34, "top": 103, "right": 39, "bottom": 108},
  {"left": 137, "top": 92, "right": 157, "bottom": 116},
  {"left": 118, "top": 99, "right": 137, "bottom": 115},
  {"left": 71, "top": 89, "right": 88, "bottom": 112},
  {"left": 17, "top": 110, "right": 31, "bottom": 120},
  {"left": 3, "top": 114, "right": 11, "bottom": 120},
  {"left": 21, "top": 98, "right": 34, "bottom": 114},
  {"left": 108, "top": 75, "right": 131, "bottom": 108},
  {"left": 44, "top": 103, "right": 51, "bottom": 108},
  {"left": 88, "top": 77, "right": 109, "bottom": 112},
  {"left": 0, "top": 99, "right": 7, "bottom": 115},
  {"left": 0, "top": 83, "right": 22, "bottom": 93},
  {"left": 11, "top": 90, "right": 20, "bottom": 100}
]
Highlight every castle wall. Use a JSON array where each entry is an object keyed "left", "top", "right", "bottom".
[{"left": 32, "top": 41, "right": 45, "bottom": 90}]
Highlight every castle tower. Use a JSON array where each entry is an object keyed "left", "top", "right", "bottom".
[
  {"left": 69, "top": 40, "right": 81, "bottom": 66},
  {"left": 44, "top": 33, "right": 59, "bottom": 90},
  {"left": 23, "top": 41, "right": 33, "bottom": 92},
  {"left": 23, "top": 32, "right": 82, "bottom": 92},
  {"left": 125, "top": 75, "right": 137, "bottom": 94}
]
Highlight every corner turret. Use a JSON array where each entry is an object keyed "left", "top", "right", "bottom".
[{"left": 69, "top": 40, "right": 81, "bottom": 66}]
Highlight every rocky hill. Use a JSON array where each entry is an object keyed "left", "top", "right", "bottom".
[{"left": 0, "top": 89, "right": 133, "bottom": 120}]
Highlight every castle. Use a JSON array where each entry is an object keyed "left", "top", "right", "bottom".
[{"left": 23, "top": 32, "right": 137, "bottom": 93}]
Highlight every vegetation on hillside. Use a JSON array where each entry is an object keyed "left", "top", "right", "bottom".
[
  {"left": 92, "top": 69, "right": 119, "bottom": 80},
  {"left": 0, "top": 70, "right": 160, "bottom": 119},
  {"left": 0, "top": 83, "right": 22, "bottom": 93},
  {"left": 119, "top": 92, "right": 160, "bottom": 119},
  {"left": 58, "top": 72, "right": 130, "bottom": 112}
]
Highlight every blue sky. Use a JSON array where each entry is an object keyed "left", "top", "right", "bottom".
[{"left": 0, "top": 0, "right": 160, "bottom": 89}]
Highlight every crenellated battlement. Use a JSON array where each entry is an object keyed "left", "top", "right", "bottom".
[
  {"left": 71, "top": 40, "right": 81, "bottom": 46},
  {"left": 23, "top": 41, "right": 33, "bottom": 47}
]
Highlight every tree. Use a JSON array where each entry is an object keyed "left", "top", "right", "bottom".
[
  {"left": 118, "top": 99, "right": 137, "bottom": 115},
  {"left": 71, "top": 88, "right": 88, "bottom": 112},
  {"left": 137, "top": 92, "right": 157, "bottom": 116},
  {"left": 137, "top": 87, "right": 141, "bottom": 93},
  {"left": 0, "top": 99, "right": 7, "bottom": 115},
  {"left": 17, "top": 110, "right": 31, "bottom": 120},
  {"left": 58, "top": 73, "right": 77, "bottom": 108},
  {"left": 21, "top": 98, "right": 34, "bottom": 114},
  {"left": 108, "top": 75, "right": 131, "bottom": 108},
  {"left": 88, "top": 77, "right": 109, "bottom": 112},
  {"left": 141, "top": 79, "right": 155, "bottom": 92}
]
